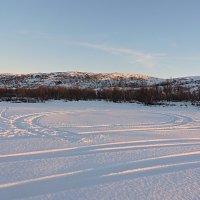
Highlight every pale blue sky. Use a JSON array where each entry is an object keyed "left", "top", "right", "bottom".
[{"left": 0, "top": 0, "right": 200, "bottom": 78}]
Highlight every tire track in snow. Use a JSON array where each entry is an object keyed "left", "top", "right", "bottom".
[
  {"left": 1, "top": 138, "right": 200, "bottom": 163},
  {"left": 0, "top": 105, "right": 200, "bottom": 199},
  {"left": 27, "top": 110, "right": 195, "bottom": 138},
  {"left": 0, "top": 108, "right": 17, "bottom": 137},
  {"left": 79, "top": 113, "right": 194, "bottom": 134},
  {"left": 0, "top": 110, "right": 80, "bottom": 140},
  {"left": 0, "top": 151, "right": 200, "bottom": 200},
  {"left": 0, "top": 108, "right": 196, "bottom": 138}
]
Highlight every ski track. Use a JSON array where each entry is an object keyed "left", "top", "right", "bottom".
[{"left": 0, "top": 102, "right": 200, "bottom": 200}]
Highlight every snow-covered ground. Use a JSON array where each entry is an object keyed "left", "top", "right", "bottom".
[{"left": 0, "top": 101, "right": 199, "bottom": 200}]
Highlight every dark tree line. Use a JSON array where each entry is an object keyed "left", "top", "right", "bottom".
[
  {"left": 0, "top": 84, "right": 200, "bottom": 105},
  {"left": 0, "top": 87, "right": 97, "bottom": 102}
]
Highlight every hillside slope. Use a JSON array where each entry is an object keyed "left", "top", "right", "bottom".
[{"left": 0, "top": 71, "right": 200, "bottom": 91}]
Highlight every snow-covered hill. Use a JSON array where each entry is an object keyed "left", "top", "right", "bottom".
[
  {"left": 171, "top": 76, "right": 200, "bottom": 91},
  {"left": 0, "top": 71, "right": 200, "bottom": 90},
  {"left": 0, "top": 72, "right": 163, "bottom": 89}
]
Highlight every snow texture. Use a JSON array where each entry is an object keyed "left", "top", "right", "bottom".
[{"left": 0, "top": 101, "right": 200, "bottom": 200}]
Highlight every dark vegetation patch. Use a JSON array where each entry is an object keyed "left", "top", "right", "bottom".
[{"left": 1, "top": 81, "right": 200, "bottom": 106}]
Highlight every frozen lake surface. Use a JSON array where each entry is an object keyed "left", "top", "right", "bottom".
[{"left": 0, "top": 101, "right": 200, "bottom": 200}]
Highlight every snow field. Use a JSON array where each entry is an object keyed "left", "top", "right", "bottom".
[{"left": 0, "top": 101, "right": 199, "bottom": 200}]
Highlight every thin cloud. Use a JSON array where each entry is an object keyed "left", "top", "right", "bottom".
[
  {"left": 14, "top": 31, "right": 165, "bottom": 67},
  {"left": 77, "top": 42, "right": 165, "bottom": 67},
  {"left": 77, "top": 42, "right": 200, "bottom": 66},
  {"left": 14, "top": 30, "right": 200, "bottom": 68}
]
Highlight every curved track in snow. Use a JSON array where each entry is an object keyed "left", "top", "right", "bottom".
[{"left": 0, "top": 102, "right": 200, "bottom": 200}]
